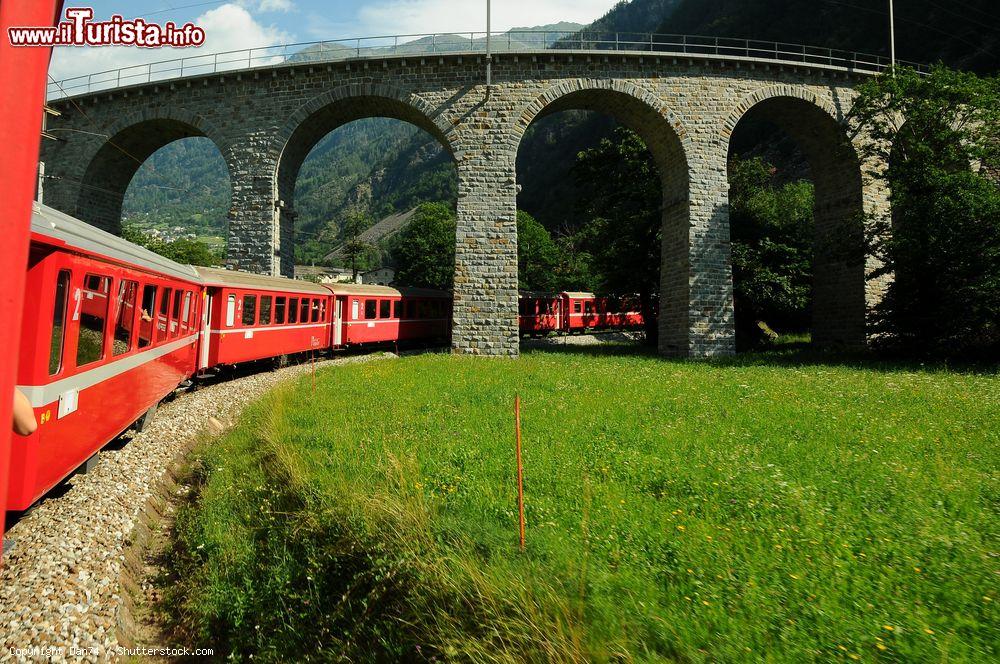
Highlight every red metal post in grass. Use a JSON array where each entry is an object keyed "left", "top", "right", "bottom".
[
  {"left": 515, "top": 394, "right": 525, "bottom": 551},
  {"left": 0, "top": 0, "right": 64, "bottom": 562}
]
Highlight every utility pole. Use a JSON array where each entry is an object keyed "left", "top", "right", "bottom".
[
  {"left": 486, "top": 0, "right": 492, "bottom": 89},
  {"left": 889, "top": 0, "right": 896, "bottom": 75}
]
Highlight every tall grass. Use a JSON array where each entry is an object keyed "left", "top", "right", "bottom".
[{"left": 166, "top": 348, "right": 999, "bottom": 662}]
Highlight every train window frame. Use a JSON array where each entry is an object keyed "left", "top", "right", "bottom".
[
  {"left": 299, "top": 298, "right": 309, "bottom": 324},
  {"left": 48, "top": 269, "right": 71, "bottom": 376},
  {"left": 242, "top": 294, "right": 257, "bottom": 327},
  {"left": 156, "top": 287, "right": 173, "bottom": 343},
  {"left": 585, "top": 301, "right": 594, "bottom": 315},
  {"left": 574, "top": 301, "right": 582, "bottom": 314},
  {"left": 352, "top": 299, "right": 359, "bottom": 320},
  {"left": 76, "top": 273, "right": 111, "bottom": 368},
  {"left": 320, "top": 299, "right": 327, "bottom": 322},
  {"left": 275, "top": 296, "right": 286, "bottom": 324},
  {"left": 225, "top": 293, "right": 237, "bottom": 328},
  {"left": 364, "top": 299, "right": 377, "bottom": 320},
  {"left": 139, "top": 284, "right": 157, "bottom": 349},
  {"left": 379, "top": 299, "right": 390, "bottom": 319},
  {"left": 260, "top": 295, "right": 273, "bottom": 326},
  {"left": 393, "top": 300, "right": 402, "bottom": 319},
  {"left": 311, "top": 299, "right": 321, "bottom": 323},
  {"left": 288, "top": 298, "right": 299, "bottom": 324},
  {"left": 170, "top": 290, "right": 183, "bottom": 338},
  {"left": 180, "top": 291, "right": 192, "bottom": 334},
  {"left": 113, "top": 279, "right": 138, "bottom": 357}
]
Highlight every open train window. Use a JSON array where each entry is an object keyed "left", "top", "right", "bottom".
[
  {"left": 48, "top": 270, "right": 71, "bottom": 375},
  {"left": 242, "top": 295, "right": 257, "bottom": 326},
  {"left": 225, "top": 294, "right": 236, "bottom": 327},
  {"left": 260, "top": 296, "right": 273, "bottom": 325},
  {"left": 311, "top": 299, "right": 321, "bottom": 323},
  {"left": 275, "top": 297, "right": 286, "bottom": 324},
  {"left": 180, "top": 291, "right": 192, "bottom": 334},
  {"left": 585, "top": 301, "right": 594, "bottom": 314},
  {"left": 574, "top": 301, "right": 582, "bottom": 314},
  {"left": 364, "top": 299, "right": 377, "bottom": 320},
  {"left": 77, "top": 274, "right": 111, "bottom": 367},
  {"left": 171, "top": 290, "right": 183, "bottom": 337},
  {"left": 289, "top": 298, "right": 299, "bottom": 324},
  {"left": 379, "top": 300, "right": 390, "bottom": 319},
  {"left": 114, "top": 280, "right": 138, "bottom": 356},
  {"left": 299, "top": 298, "right": 309, "bottom": 324},
  {"left": 139, "top": 285, "right": 157, "bottom": 348},
  {"left": 320, "top": 300, "right": 327, "bottom": 322}
]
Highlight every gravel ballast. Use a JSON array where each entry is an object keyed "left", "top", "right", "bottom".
[{"left": 0, "top": 355, "right": 389, "bottom": 662}]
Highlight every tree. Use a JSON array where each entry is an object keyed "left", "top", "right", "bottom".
[
  {"left": 850, "top": 66, "right": 1000, "bottom": 357},
  {"left": 729, "top": 157, "right": 814, "bottom": 348},
  {"left": 392, "top": 202, "right": 457, "bottom": 290},
  {"left": 122, "top": 224, "right": 222, "bottom": 267},
  {"left": 516, "top": 211, "right": 561, "bottom": 291},
  {"left": 573, "top": 127, "right": 663, "bottom": 343},
  {"left": 340, "top": 212, "right": 378, "bottom": 280}
]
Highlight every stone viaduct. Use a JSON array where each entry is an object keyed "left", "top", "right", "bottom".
[{"left": 40, "top": 44, "right": 891, "bottom": 358}]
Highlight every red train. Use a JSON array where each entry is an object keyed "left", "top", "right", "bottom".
[
  {"left": 9, "top": 204, "right": 642, "bottom": 514},
  {"left": 519, "top": 291, "right": 645, "bottom": 336},
  {"left": 10, "top": 205, "right": 452, "bottom": 512}
]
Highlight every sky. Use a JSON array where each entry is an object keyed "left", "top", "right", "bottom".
[{"left": 49, "top": 0, "right": 615, "bottom": 82}]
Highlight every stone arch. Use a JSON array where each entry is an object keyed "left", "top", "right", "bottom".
[
  {"left": 512, "top": 79, "right": 696, "bottom": 355},
  {"left": 74, "top": 107, "right": 231, "bottom": 234},
  {"left": 721, "top": 85, "right": 869, "bottom": 348},
  {"left": 272, "top": 84, "right": 459, "bottom": 274}
]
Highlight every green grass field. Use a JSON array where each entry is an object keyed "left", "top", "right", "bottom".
[{"left": 166, "top": 346, "right": 998, "bottom": 662}]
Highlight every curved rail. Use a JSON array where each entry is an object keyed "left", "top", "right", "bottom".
[{"left": 47, "top": 31, "right": 928, "bottom": 100}]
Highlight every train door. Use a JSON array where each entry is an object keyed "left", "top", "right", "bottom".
[
  {"left": 198, "top": 291, "right": 212, "bottom": 370},
  {"left": 334, "top": 297, "right": 344, "bottom": 346}
]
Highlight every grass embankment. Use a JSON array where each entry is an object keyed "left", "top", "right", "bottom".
[{"left": 166, "top": 347, "right": 998, "bottom": 662}]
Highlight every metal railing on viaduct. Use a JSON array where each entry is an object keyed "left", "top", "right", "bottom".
[{"left": 46, "top": 30, "right": 926, "bottom": 100}]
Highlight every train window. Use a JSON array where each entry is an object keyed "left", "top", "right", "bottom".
[
  {"left": 288, "top": 298, "right": 299, "bottom": 324},
  {"left": 392, "top": 300, "right": 401, "bottom": 319},
  {"left": 585, "top": 301, "right": 594, "bottom": 314},
  {"left": 320, "top": 300, "right": 327, "bottom": 322},
  {"left": 113, "top": 279, "right": 138, "bottom": 356},
  {"left": 180, "top": 291, "right": 192, "bottom": 334},
  {"left": 351, "top": 299, "right": 359, "bottom": 320},
  {"left": 260, "top": 296, "right": 273, "bottom": 325},
  {"left": 242, "top": 295, "right": 257, "bottom": 326},
  {"left": 299, "top": 299, "right": 309, "bottom": 324},
  {"left": 139, "top": 285, "right": 157, "bottom": 348},
  {"left": 574, "top": 301, "right": 582, "bottom": 314},
  {"left": 171, "top": 290, "right": 183, "bottom": 337},
  {"left": 275, "top": 297, "right": 286, "bottom": 324},
  {"left": 77, "top": 274, "right": 111, "bottom": 367},
  {"left": 405, "top": 300, "right": 414, "bottom": 319},
  {"left": 157, "top": 288, "right": 173, "bottom": 342},
  {"left": 310, "top": 299, "right": 320, "bottom": 323},
  {"left": 49, "top": 270, "right": 71, "bottom": 375},
  {"left": 225, "top": 294, "right": 236, "bottom": 327},
  {"left": 364, "top": 299, "right": 377, "bottom": 320},
  {"left": 379, "top": 300, "right": 390, "bottom": 319}
]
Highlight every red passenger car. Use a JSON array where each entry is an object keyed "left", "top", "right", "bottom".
[
  {"left": 195, "top": 267, "right": 332, "bottom": 369},
  {"left": 518, "top": 292, "right": 563, "bottom": 336},
  {"left": 330, "top": 285, "right": 451, "bottom": 348},
  {"left": 10, "top": 204, "right": 203, "bottom": 510}
]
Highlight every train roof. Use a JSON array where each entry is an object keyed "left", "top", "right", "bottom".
[
  {"left": 195, "top": 266, "right": 330, "bottom": 295},
  {"left": 326, "top": 283, "right": 450, "bottom": 298},
  {"left": 31, "top": 203, "right": 202, "bottom": 283}
]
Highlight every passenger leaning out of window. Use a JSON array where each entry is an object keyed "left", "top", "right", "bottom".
[{"left": 13, "top": 388, "right": 37, "bottom": 436}]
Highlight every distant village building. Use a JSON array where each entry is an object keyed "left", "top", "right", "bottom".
[
  {"left": 294, "top": 265, "right": 356, "bottom": 284},
  {"left": 361, "top": 267, "right": 395, "bottom": 286}
]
